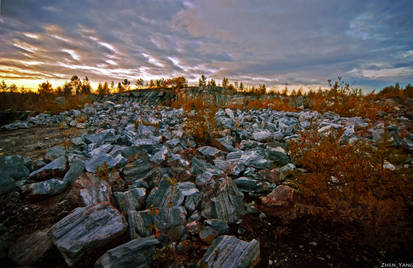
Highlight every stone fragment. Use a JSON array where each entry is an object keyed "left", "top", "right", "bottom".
[
  {"left": 29, "top": 156, "right": 67, "bottom": 181},
  {"left": 201, "top": 177, "right": 245, "bottom": 223},
  {"left": 95, "top": 236, "right": 159, "bottom": 268},
  {"left": 252, "top": 130, "right": 272, "bottom": 142},
  {"left": 23, "top": 178, "right": 68, "bottom": 198},
  {"left": 266, "top": 147, "right": 289, "bottom": 167},
  {"left": 199, "top": 226, "right": 219, "bottom": 244},
  {"left": 199, "top": 235, "right": 260, "bottom": 267},
  {"left": 260, "top": 185, "right": 297, "bottom": 207},
  {"left": 114, "top": 187, "right": 146, "bottom": 214},
  {"left": 198, "top": 146, "right": 222, "bottom": 157},
  {"left": 75, "top": 173, "right": 111, "bottom": 206},
  {"left": 44, "top": 146, "right": 66, "bottom": 162},
  {"left": 128, "top": 206, "right": 186, "bottom": 241},
  {"left": 51, "top": 202, "right": 127, "bottom": 266},
  {"left": 8, "top": 228, "right": 52, "bottom": 266},
  {"left": 205, "top": 219, "right": 230, "bottom": 235}
]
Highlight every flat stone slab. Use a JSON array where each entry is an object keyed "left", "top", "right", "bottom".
[
  {"left": 95, "top": 236, "right": 159, "bottom": 268},
  {"left": 51, "top": 202, "right": 127, "bottom": 266},
  {"left": 199, "top": 235, "right": 260, "bottom": 268}
]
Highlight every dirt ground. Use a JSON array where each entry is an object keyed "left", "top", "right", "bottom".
[{"left": 0, "top": 126, "right": 85, "bottom": 160}]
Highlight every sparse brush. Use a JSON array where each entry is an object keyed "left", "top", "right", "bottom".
[{"left": 288, "top": 125, "right": 413, "bottom": 250}]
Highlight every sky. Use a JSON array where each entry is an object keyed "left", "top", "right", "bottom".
[{"left": 0, "top": 0, "right": 412, "bottom": 92}]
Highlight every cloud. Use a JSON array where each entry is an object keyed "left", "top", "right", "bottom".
[{"left": 0, "top": 0, "right": 412, "bottom": 90}]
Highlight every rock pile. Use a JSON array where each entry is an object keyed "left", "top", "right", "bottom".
[{"left": 0, "top": 93, "right": 411, "bottom": 267}]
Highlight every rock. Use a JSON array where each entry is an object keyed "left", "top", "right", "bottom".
[
  {"left": 29, "top": 156, "right": 67, "bottom": 181},
  {"left": 260, "top": 185, "right": 297, "bottom": 207},
  {"left": 85, "top": 153, "right": 127, "bottom": 173},
  {"left": 128, "top": 206, "right": 186, "bottom": 241},
  {"left": 146, "top": 179, "right": 201, "bottom": 212},
  {"left": 216, "top": 136, "right": 236, "bottom": 152},
  {"left": 252, "top": 130, "right": 272, "bottom": 142},
  {"left": 62, "top": 159, "right": 85, "bottom": 184},
  {"left": 199, "top": 235, "right": 260, "bottom": 267},
  {"left": 266, "top": 147, "right": 289, "bottom": 167},
  {"left": 23, "top": 178, "right": 68, "bottom": 198},
  {"left": 8, "top": 228, "right": 52, "bottom": 266},
  {"left": 150, "top": 145, "right": 169, "bottom": 164},
  {"left": 234, "top": 177, "right": 263, "bottom": 192},
  {"left": 0, "top": 155, "right": 30, "bottom": 180},
  {"left": 191, "top": 157, "right": 213, "bottom": 176},
  {"left": 201, "top": 177, "right": 245, "bottom": 223},
  {"left": 133, "top": 137, "right": 160, "bottom": 152},
  {"left": 205, "top": 219, "right": 230, "bottom": 235},
  {"left": 51, "top": 202, "right": 127, "bottom": 266},
  {"left": 122, "top": 159, "right": 152, "bottom": 182},
  {"left": 95, "top": 236, "right": 159, "bottom": 268},
  {"left": 89, "top": 144, "right": 113, "bottom": 158},
  {"left": 199, "top": 226, "right": 219, "bottom": 244},
  {"left": 75, "top": 173, "right": 111, "bottom": 206},
  {"left": 44, "top": 146, "right": 66, "bottom": 162},
  {"left": 198, "top": 146, "right": 222, "bottom": 157},
  {"left": 85, "top": 129, "right": 116, "bottom": 145},
  {"left": 0, "top": 175, "right": 15, "bottom": 195},
  {"left": 114, "top": 187, "right": 146, "bottom": 214}
]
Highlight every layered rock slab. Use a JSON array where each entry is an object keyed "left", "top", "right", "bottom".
[
  {"left": 199, "top": 235, "right": 260, "bottom": 267},
  {"left": 51, "top": 202, "right": 127, "bottom": 266},
  {"left": 95, "top": 236, "right": 159, "bottom": 268}
]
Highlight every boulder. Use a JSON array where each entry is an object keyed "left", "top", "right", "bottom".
[
  {"left": 0, "top": 155, "right": 30, "bottom": 180},
  {"left": 122, "top": 159, "right": 152, "bottom": 182},
  {"left": 205, "top": 219, "right": 230, "bottom": 235},
  {"left": 198, "top": 146, "right": 222, "bottom": 157},
  {"left": 62, "top": 159, "right": 85, "bottom": 184},
  {"left": 29, "top": 156, "right": 67, "bottom": 181},
  {"left": 114, "top": 187, "right": 146, "bottom": 214},
  {"left": 44, "top": 146, "right": 66, "bottom": 162},
  {"left": 23, "top": 178, "right": 68, "bottom": 198},
  {"left": 199, "top": 226, "right": 219, "bottom": 244},
  {"left": 95, "top": 236, "right": 159, "bottom": 268},
  {"left": 128, "top": 206, "right": 186, "bottom": 241},
  {"left": 146, "top": 179, "right": 201, "bottom": 213},
  {"left": 51, "top": 202, "right": 127, "bottom": 266},
  {"left": 252, "top": 130, "right": 272, "bottom": 142},
  {"left": 199, "top": 235, "right": 260, "bottom": 267},
  {"left": 75, "top": 173, "right": 111, "bottom": 206},
  {"left": 266, "top": 147, "right": 289, "bottom": 167},
  {"left": 84, "top": 129, "right": 116, "bottom": 145},
  {"left": 8, "top": 228, "right": 52, "bottom": 266},
  {"left": 260, "top": 185, "right": 297, "bottom": 207},
  {"left": 201, "top": 177, "right": 245, "bottom": 223},
  {"left": 85, "top": 153, "right": 127, "bottom": 173}
]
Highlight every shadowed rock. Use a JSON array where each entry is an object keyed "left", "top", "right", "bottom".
[
  {"left": 29, "top": 156, "right": 67, "bottom": 181},
  {"left": 114, "top": 187, "right": 146, "bottom": 214},
  {"left": 44, "top": 146, "right": 66, "bottom": 162},
  {"left": 8, "top": 228, "right": 52, "bottom": 266},
  {"left": 51, "top": 202, "right": 127, "bottom": 267},
  {"left": 95, "top": 236, "right": 159, "bottom": 268},
  {"left": 199, "top": 235, "right": 260, "bottom": 268}
]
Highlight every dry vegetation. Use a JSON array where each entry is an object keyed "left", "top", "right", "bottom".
[{"left": 288, "top": 126, "right": 413, "bottom": 250}]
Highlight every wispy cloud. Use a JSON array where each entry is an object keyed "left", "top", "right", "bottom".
[{"left": 0, "top": 0, "right": 411, "bottom": 90}]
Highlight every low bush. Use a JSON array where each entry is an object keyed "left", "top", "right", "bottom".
[{"left": 288, "top": 125, "right": 413, "bottom": 250}]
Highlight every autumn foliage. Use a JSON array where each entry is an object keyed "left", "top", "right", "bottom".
[{"left": 288, "top": 125, "right": 413, "bottom": 249}]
